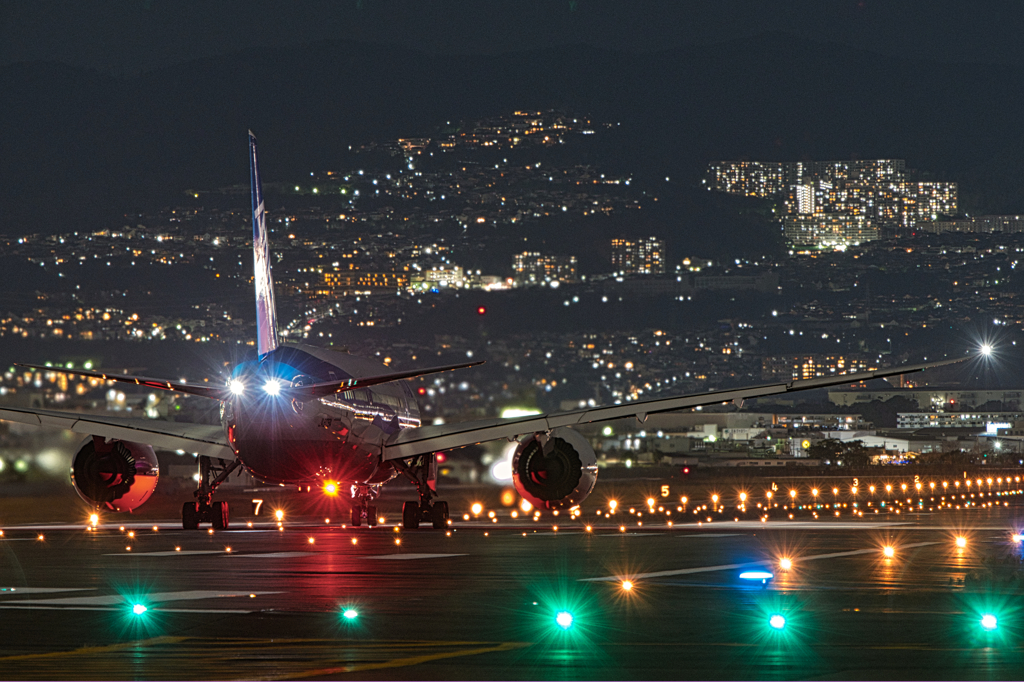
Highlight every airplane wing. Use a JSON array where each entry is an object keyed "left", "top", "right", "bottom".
[
  {"left": 0, "top": 406, "right": 234, "bottom": 460},
  {"left": 382, "top": 355, "right": 968, "bottom": 460},
  {"left": 14, "top": 360, "right": 484, "bottom": 402}
]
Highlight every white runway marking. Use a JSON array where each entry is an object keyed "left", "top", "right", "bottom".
[
  {"left": 229, "top": 551, "right": 316, "bottom": 558},
  {"left": 676, "top": 533, "right": 745, "bottom": 538},
  {"left": 362, "top": 553, "right": 466, "bottom": 560},
  {"left": 104, "top": 550, "right": 225, "bottom": 557},
  {"left": 597, "top": 533, "right": 661, "bottom": 537},
  {"left": 0, "top": 588, "right": 95, "bottom": 595},
  {"left": 0, "top": 589, "right": 280, "bottom": 606},
  {"left": 581, "top": 541, "right": 940, "bottom": 582}
]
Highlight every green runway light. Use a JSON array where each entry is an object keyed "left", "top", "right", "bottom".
[
  {"left": 132, "top": 603, "right": 148, "bottom": 615},
  {"left": 555, "top": 611, "right": 574, "bottom": 629},
  {"left": 342, "top": 608, "right": 358, "bottom": 620},
  {"left": 981, "top": 614, "right": 997, "bottom": 631},
  {"left": 769, "top": 614, "right": 786, "bottom": 629}
]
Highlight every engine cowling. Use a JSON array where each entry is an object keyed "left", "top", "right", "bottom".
[
  {"left": 71, "top": 437, "right": 160, "bottom": 512},
  {"left": 512, "top": 427, "right": 598, "bottom": 510}
]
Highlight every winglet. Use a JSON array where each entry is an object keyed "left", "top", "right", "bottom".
[{"left": 249, "top": 131, "right": 279, "bottom": 359}]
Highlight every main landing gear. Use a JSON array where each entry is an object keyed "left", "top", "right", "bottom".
[
  {"left": 182, "top": 456, "right": 241, "bottom": 530},
  {"left": 349, "top": 484, "right": 379, "bottom": 527},
  {"left": 393, "top": 454, "right": 450, "bottom": 530}
]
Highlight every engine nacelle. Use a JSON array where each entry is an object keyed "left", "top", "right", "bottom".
[
  {"left": 71, "top": 437, "right": 160, "bottom": 512},
  {"left": 512, "top": 427, "right": 598, "bottom": 510}
]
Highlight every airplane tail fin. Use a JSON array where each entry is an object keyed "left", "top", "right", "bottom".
[{"left": 249, "top": 131, "right": 280, "bottom": 359}]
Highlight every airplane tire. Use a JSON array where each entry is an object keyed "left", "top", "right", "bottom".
[
  {"left": 212, "top": 501, "right": 229, "bottom": 530},
  {"left": 431, "top": 501, "right": 449, "bottom": 529},
  {"left": 366, "top": 505, "right": 377, "bottom": 527},
  {"left": 182, "top": 502, "right": 200, "bottom": 530},
  {"left": 402, "top": 501, "right": 420, "bottom": 530},
  {"left": 350, "top": 506, "right": 362, "bottom": 526}
]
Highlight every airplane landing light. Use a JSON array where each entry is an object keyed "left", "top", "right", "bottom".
[
  {"left": 779, "top": 558, "right": 793, "bottom": 571},
  {"left": 980, "top": 344, "right": 993, "bottom": 356},
  {"left": 769, "top": 614, "right": 786, "bottom": 629},
  {"left": 981, "top": 614, "right": 998, "bottom": 631},
  {"left": 621, "top": 580, "right": 634, "bottom": 592},
  {"left": 883, "top": 545, "right": 895, "bottom": 558},
  {"left": 229, "top": 379, "right": 245, "bottom": 395},
  {"left": 555, "top": 611, "right": 574, "bottom": 629},
  {"left": 263, "top": 379, "right": 281, "bottom": 396},
  {"left": 1012, "top": 533, "right": 1023, "bottom": 543},
  {"left": 955, "top": 536, "right": 967, "bottom": 549},
  {"left": 323, "top": 482, "right": 338, "bottom": 495}
]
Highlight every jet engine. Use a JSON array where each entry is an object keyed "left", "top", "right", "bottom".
[
  {"left": 511, "top": 427, "right": 598, "bottom": 510},
  {"left": 71, "top": 437, "right": 160, "bottom": 512}
]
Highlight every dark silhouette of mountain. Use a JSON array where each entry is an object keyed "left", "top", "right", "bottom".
[{"left": 2, "top": 33, "right": 1023, "bottom": 236}]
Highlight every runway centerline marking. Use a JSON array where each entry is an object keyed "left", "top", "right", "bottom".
[
  {"left": 104, "top": 550, "right": 224, "bottom": 557},
  {"left": 581, "top": 541, "right": 940, "bottom": 582},
  {"left": 362, "top": 553, "right": 467, "bottom": 560}
]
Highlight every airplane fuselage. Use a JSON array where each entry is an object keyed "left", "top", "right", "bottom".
[{"left": 222, "top": 343, "right": 421, "bottom": 486}]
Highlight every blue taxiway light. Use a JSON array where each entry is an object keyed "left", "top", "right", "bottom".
[{"left": 739, "top": 571, "right": 774, "bottom": 581}]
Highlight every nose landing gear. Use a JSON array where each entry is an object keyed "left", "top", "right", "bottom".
[
  {"left": 349, "top": 484, "right": 380, "bottom": 527},
  {"left": 181, "top": 456, "right": 240, "bottom": 530}
]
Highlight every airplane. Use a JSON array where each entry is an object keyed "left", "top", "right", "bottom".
[{"left": 0, "top": 132, "right": 969, "bottom": 531}]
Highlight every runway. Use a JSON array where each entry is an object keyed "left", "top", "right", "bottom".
[{"left": 2, "top": 490, "right": 1024, "bottom": 679}]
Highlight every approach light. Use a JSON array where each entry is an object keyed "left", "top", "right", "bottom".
[
  {"left": 981, "top": 614, "right": 998, "bottom": 630},
  {"left": 621, "top": 580, "right": 634, "bottom": 592},
  {"left": 769, "top": 614, "right": 786, "bottom": 629},
  {"left": 779, "top": 557, "right": 793, "bottom": 571},
  {"left": 471, "top": 502, "right": 483, "bottom": 516},
  {"left": 1012, "top": 533, "right": 1022, "bottom": 543},
  {"left": 883, "top": 545, "right": 895, "bottom": 558},
  {"left": 89, "top": 513, "right": 99, "bottom": 526},
  {"left": 275, "top": 509, "right": 284, "bottom": 521},
  {"left": 263, "top": 379, "right": 281, "bottom": 396},
  {"left": 956, "top": 536, "right": 967, "bottom": 549},
  {"left": 981, "top": 344, "right": 993, "bottom": 356},
  {"left": 229, "top": 379, "right": 245, "bottom": 395},
  {"left": 323, "top": 482, "right": 338, "bottom": 495},
  {"left": 555, "top": 611, "right": 574, "bottom": 629},
  {"left": 608, "top": 499, "right": 618, "bottom": 511},
  {"left": 132, "top": 603, "right": 148, "bottom": 616}
]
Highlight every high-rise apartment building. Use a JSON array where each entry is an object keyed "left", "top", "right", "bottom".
[
  {"left": 611, "top": 237, "right": 665, "bottom": 275},
  {"left": 707, "top": 158, "right": 956, "bottom": 248},
  {"left": 512, "top": 252, "right": 578, "bottom": 285}
]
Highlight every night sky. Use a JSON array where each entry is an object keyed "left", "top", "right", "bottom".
[{"left": 4, "top": 0, "right": 1024, "bottom": 74}]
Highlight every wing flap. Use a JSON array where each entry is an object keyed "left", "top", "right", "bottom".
[
  {"left": 0, "top": 406, "right": 234, "bottom": 460},
  {"left": 383, "top": 354, "right": 968, "bottom": 460}
]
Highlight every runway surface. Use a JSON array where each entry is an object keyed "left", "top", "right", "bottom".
[{"left": 3, "top": 487, "right": 1024, "bottom": 680}]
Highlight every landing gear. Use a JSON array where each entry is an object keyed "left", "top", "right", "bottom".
[
  {"left": 181, "top": 456, "right": 241, "bottom": 530},
  {"left": 349, "top": 484, "right": 380, "bottom": 527},
  {"left": 392, "top": 455, "right": 450, "bottom": 530}
]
